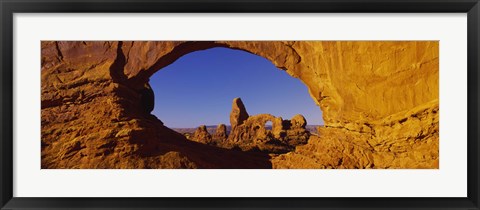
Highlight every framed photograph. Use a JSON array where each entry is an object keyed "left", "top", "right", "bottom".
[{"left": 1, "top": 0, "right": 479, "bottom": 209}]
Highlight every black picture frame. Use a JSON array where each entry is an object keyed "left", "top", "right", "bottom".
[{"left": 1, "top": 0, "right": 479, "bottom": 209}]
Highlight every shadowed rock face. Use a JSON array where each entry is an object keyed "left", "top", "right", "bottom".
[
  {"left": 41, "top": 41, "right": 439, "bottom": 169},
  {"left": 140, "top": 83, "right": 155, "bottom": 115}
]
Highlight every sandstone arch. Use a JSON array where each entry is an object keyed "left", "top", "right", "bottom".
[
  {"left": 108, "top": 41, "right": 438, "bottom": 126},
  {"left": 41, "top": 41, "right": 439, "bottom": 169}
]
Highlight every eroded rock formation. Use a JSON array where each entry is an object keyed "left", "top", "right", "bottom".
[
  {"left": 225, "top": 113, "right": 310, "bottom": 153},
  {"left": 216, "top": 98, "right": 310, "bottom": 153},
  {"left": 187, "top": 98, "right": 311, "bottom": 153},
  {"left": 291, "top": 114, "right": 306, "bottom": 129},
  {"left": 230, "top": 98, "right": 249, "bottom": 129},
  {"left": 212, "top": 124, "right": 228, "bottom": 142},
  {"left": 41, "top": 41, "right": 439, "bottom": 169},
  {"left": 191, "top": 125, "right": 212, "bottom": 144},
  {"left": 280, "top": 114, "right": 311, "bottom": 147}
]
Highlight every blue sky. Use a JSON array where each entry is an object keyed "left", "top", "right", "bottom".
[{"left": 149, "top": 47, "right": 323, "bottom": 128}]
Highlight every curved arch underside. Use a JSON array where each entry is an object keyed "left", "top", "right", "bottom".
[{"left": 40, "top": 41, "right": 439, "bottom": 169}]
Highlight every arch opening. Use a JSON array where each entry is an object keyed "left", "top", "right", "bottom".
[
  {"left": 146, "top": 46, "right": 322, "bottom": 152},
  {"left": 265, "top": 121, "right": 273, "bottom": 131},
  {"left": 148, "top": 47, "right": 322, "bottom": 125}
]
